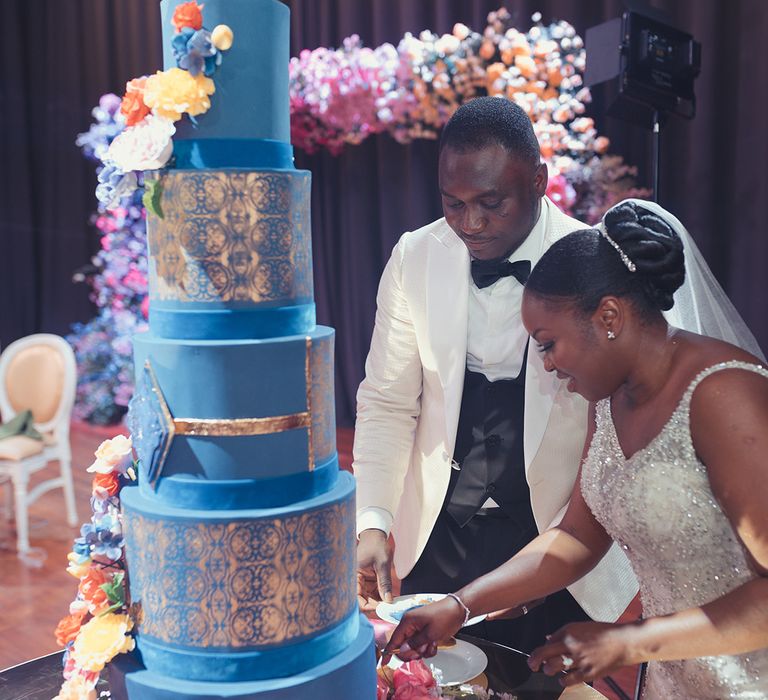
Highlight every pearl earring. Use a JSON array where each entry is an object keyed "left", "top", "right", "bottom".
[{"left": 607, "top": 330, "right": 616, "bottom": 340}]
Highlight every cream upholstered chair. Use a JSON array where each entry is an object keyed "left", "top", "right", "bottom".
[{"left": 0, "top": 333, "right": 78, "bottom": 555}]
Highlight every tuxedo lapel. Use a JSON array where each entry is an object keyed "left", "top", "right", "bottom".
[
  {"left": 425, "top": 223, "right": 469, "bottom": 443},
  {"left": 523, "top": 342, "right": 560, "bottom": 473},
  {"left": 523, "top": 198, "right": 584, "bottom": 474}
]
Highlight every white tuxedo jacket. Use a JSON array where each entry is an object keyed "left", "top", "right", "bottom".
[{"left": 353, "top": 196, "right": 638, "bottom": 622}]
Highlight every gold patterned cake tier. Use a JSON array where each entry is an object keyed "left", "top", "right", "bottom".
[
  {"left": 122, "top": 485, "right": 357, "bottom": 650},
  {"left": 147, "top": 170, "right": 313, "bottom": 305}
]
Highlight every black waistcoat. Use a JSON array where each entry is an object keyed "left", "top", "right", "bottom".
[{"left": 445, "top": 346, "right": 536, "bottom": 533}]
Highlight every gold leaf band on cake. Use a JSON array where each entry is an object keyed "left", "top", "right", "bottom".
[
  {"left": 140, "top": 343, "right": 330, "bottom": 487},
  {"left": 174, "top": 413, "right": 311, "bottom": 437}
]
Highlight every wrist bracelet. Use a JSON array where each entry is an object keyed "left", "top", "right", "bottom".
[{"left": 446, "top": 592, "right": 471, "bottom": 626}]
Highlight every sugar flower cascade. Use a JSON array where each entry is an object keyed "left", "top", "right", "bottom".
[
  {"left": 54, "top": 435, "right": 137, "bottom": 700},
  {"left": 99, "top": 1, "right": 233, "bottom": 209}
]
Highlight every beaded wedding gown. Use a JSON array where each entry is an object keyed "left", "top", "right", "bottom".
[{"left": 581, "top": 360, "right": 768, "bottom": 699}]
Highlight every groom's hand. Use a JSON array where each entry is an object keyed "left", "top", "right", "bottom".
[{"left": 357, "top": 528, "right": 393, "bottom": 610}]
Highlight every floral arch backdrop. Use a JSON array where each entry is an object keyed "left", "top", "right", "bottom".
[{"left": 71, "top": 9, "right": 648, "bottom": 424}]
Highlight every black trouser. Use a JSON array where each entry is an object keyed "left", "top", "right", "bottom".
[{"left": 401, "top": 505, "right": 589, "bottom": 654}]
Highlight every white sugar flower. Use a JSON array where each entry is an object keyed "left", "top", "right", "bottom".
[{"left": 106, "top": 114, "right": 175, "bottom": 172}]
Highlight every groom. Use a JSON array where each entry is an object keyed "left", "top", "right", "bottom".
[{"left": 353, "top": 96, "right": 638, "bottom": 651}]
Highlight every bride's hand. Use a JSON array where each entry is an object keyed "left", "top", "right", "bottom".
[
  {"left": 382, "top": 597, "right": 465, "bottom": 663},
  {"left": 528, "top": 621, "right": 641, "bottom": 686}
]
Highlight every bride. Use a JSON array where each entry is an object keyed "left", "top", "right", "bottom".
[{"left": 383, "top": 200, "right": 768, "bottom": 698}]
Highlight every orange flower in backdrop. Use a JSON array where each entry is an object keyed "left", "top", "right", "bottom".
[
  {"left": 485, "top": 62, "right": 506, "bottom": 95},
  {"left": 120, "top": 77, "right": 150, "bottom": 127},
  {"left": 92, "top": 471, "right": 120, "bottom": 498},
  {"left": 515, "top": 54, "right": 538, "bottom": 79},
  {"left": 55, "top": 611, "right": 87, "bottom": 647},
  {"left": 479, "top": 40, "right": 495, "bottom": 61},
  {"left": 78, "top": 567, "right": 110, "bottom": 613},
  {"left": 172, "top": 1, "right": 203, "bottom": 33}
]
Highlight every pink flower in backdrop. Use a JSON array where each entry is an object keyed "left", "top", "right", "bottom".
[
  {"left": 122, "top": 268, "right": 147, "bottom": 293},
  {"left": 545, "top": 173, "right": 577, "bottom": 215}
]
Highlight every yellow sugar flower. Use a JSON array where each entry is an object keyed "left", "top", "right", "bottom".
[
  {"left": 144, "top": 67, "right": 215, "bottom": 121},
  {"left": 66, "top": 552, "right": 92, "bottom": 579},
  {"left": 72, "top": 612, "right": 135, "bottom": 672},
  {"left": 54, "top": 674, "right": 97, "bottom": 700}
]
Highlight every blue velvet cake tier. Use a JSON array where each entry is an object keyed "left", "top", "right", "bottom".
[
  {"left": 128, "top": 327, "right": 337, "bottom": 509},
  {"left": 109, "top": 614, "right": 376, "bottom": 700},
  {"left": 160, "top": 0, "right": 292, "bottom": 168}
]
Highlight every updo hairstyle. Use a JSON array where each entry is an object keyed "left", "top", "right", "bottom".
[{"left": 525, "top": 201, "right": 686, "bottom": 318}]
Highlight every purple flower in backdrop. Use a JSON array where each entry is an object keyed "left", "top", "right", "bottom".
[
  {"left": 172, "top": 27, "right": 221, "bottom": 77},
  {"left": 99, "top": 93, "right": 123, "bottom": 117},
  {"left": 75, "top": 95, "right": 125, "bottom": 161}
]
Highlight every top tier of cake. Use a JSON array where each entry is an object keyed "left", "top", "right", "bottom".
[{"left": 160, "top": 0, "right": 293, "bottom": 170}]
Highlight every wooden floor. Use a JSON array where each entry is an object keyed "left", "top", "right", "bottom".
[{"left": 0, "top": 422, "right": 637, "bottom": 699}]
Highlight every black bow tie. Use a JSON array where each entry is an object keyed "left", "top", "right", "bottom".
[{"left": 470, "top": 258, "right": 531, "bottom": 289}]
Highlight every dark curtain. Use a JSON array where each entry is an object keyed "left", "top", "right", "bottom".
[{"left": 1, "top": 0, "right": 766, "bottom": 426}]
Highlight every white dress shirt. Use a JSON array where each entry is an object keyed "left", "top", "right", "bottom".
[
  {"left": 357, "top": 204, "right": 548, "bottom": 534},
  {"left": 466, "top": 204, "right": 547, "bottom": 380}
]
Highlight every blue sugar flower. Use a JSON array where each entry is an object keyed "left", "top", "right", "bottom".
[
  {"left": 172, "top": 28, "right": 221, "bottom": 77},
  {"left": 72, "top": 535, "right": 91, "bottom": 561},
  {"left": 91, "top": 494, "right": 120, "bottom": 517},
  {"left": 96, "top": 163, "right": 138, "bottom": 208},
  {"left": 89, "top": 512, "right": 125, "bottom": 562}
]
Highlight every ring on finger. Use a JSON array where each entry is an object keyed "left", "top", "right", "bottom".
[
  {"left": 521, "top": 605, "right": 528, "bottom": 615},
  {"left": 561, "top": 655, "right": 574, "bottom": 670}
]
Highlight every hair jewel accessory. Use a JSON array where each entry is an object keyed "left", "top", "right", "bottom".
[{"left": 598, "top": 221, "right": 637, "bottom": 272}]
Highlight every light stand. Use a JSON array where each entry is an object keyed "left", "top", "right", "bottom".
[{"left": 585, "top": 11, "right": 701, "bottom": 202}]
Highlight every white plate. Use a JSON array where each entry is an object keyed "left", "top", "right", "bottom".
[
  {"left": 376, "top": 593, "right": 486, "bottom": 627},
  {"left": 387, "top": 638, "right": 488, "bottom": 687}
]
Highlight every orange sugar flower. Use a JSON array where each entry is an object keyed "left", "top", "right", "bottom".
[
  {"left": 78, "top": 567, "right": 110, "bottom": 612},
  {"left": 92, "top": 471, "right": 120, "bottom": 498},
  {"left": 120, "top": 77, "right": 150, "bottom": 127},
  {"left": 172, "top": 1, "right": 204, "bottom": 33},
  {"left": 55, "top": 611, "right": 87, "bottom": 647}
]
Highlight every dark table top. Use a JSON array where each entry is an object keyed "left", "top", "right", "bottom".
[
  {"left": 0, "top": 641, "right": 593, "bottom": 700},
  {"left": 0, "top": 651, "right": 108, "bottom": 700}
]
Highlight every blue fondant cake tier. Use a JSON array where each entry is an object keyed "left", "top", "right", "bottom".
[
  {"left": 160, "top": 0, "right": 291, "bottom": 163},
  {"left": 146, "top": 169, "right": 314, "bottom": 340},
  {"left": 121, "top": 472, "right": 358, "bottom": 682},
  {"left": 109, "top": 614, "right": 376, "bottom": 700},
  {"left": 128, "top": 327, "right": 336, "bottom": 506}
]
